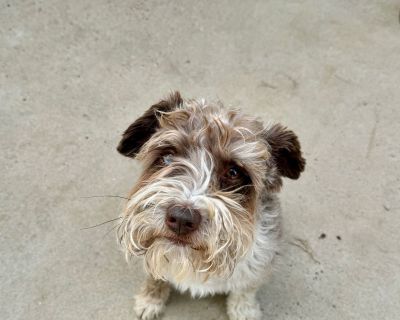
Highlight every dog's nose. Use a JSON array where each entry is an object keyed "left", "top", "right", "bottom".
[{"left": 166, "top": 205, "right": 201, "bottom": 236}]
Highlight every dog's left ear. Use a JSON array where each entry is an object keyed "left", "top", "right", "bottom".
[
  {"left": 263, "top": 124, "right": 306, "bottom": 179},
  {"left": 117, "top": 91, "right": 183, "bottom": 158}
]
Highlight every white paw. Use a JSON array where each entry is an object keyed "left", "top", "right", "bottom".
[
  {"left": 227, "top": 294, "right": 262, "bottom": 320},
  {"left": 228, "top": 303, "right": 262, "bottom": 320},
  {"left": 134, "top": 294, "right": 166, "bottom": 320}
]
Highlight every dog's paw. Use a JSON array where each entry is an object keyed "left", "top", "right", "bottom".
[
  {"left": 134, "top": 294, "right": 166, "bottom": 320},
  {"left": 227, "top": 303, "right": 262, "bottom": 320},
  {"left": 227, "top": 292, "right": 262, "bottom": 320}
]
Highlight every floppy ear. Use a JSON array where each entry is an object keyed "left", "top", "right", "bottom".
[
  {"left": 117, "top": 91, "right": 183, "bottom": 157},
  {"left": 263, "top": 124, "right": 305, "bottom": 179}
]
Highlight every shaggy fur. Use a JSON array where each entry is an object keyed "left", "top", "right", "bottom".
[{"left": 116, "top": 92, "right": 305, "bottom": 320}]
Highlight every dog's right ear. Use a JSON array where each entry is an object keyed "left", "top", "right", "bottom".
[{"left": 117, "top": 92, "right": 182, "bottom": 158}]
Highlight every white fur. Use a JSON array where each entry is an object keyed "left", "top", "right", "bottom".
[
  {"left": 134, "top": 297, "right": 166, "bottom": 320},
  {"left": 134, "top": 278, "right": 170, "bottom": 320},
  {"left": 227, "top": 288, "right": 263, "bottom": 320}
]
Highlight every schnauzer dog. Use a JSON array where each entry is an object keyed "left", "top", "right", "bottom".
[{"left": 117, "top": 92, "right": 305, "bottom": 320}]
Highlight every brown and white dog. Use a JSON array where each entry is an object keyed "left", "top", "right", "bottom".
[{"left": 117, "top": 92, "right": 305, "bottom": 320}]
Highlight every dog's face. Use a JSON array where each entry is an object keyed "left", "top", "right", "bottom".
[{"left": 117, "top": 92, "right": 305, "bottom": 281}]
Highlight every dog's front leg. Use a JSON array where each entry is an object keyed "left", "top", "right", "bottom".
[
  {"left": 134, "top": 276, "right": 170, "bottom": 320},
  {"left": 227, "top": 286, "right": 262, "bottom": 320}
]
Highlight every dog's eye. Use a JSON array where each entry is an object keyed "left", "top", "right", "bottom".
[
  {"left": 224, "top": 165, "right": 242, "bottom": 180},
  {"left": 227, "top": 167, "right": 239, "bottom": 179},
  {"left": 220, "top": 164, "right": 251, "bottom": 192},
  {"left": 162, "top": 154, "right": 173, "bottom": 165}
]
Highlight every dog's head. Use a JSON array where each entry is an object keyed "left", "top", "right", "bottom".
[{"left": 117, "top": 92, "right": 305, "bottom": 281}]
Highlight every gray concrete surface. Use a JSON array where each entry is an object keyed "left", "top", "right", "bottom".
[{"left": 1, "top": 0, "right": 400, "bottom": 319}]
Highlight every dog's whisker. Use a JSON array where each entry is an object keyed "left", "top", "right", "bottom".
[
  {"left": 102, "top": 223, "right": 121, "bottom": 239},
  {"left": 80, "top": 195, "right": 130, "bottom": 200},
  {"left": 80, "top": 217, "right": 122, "bottom": 230}
]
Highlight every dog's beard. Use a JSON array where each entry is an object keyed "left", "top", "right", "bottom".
[
  {"left": 118, "top": 185, "right": 254, "bottom": 282},
  {"left": 144, "top": 238, "right": 207, "bottom": 281}
]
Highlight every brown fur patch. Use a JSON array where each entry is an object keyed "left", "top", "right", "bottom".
[
  {"left": 263, "top": 123, "right": 305, "bottom": 180},
  {"left": 117, "top": 91, "right": 182, "bottom": 157}
]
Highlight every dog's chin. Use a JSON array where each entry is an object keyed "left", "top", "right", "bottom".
[
  {"left": 141, "top": 237, "right": 215, "bottom": 282},
  {"left": 142, "top": 236, "right": 241, "bottom": 283}
]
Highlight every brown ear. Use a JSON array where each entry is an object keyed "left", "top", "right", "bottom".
[
  {"left": 263, "top": 124, "right": 305, "bottom": 179},
  {"left": 117, "top": 92, "right": 183, "bottom": 157}
]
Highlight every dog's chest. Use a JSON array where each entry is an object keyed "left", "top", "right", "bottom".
[{"left": 168, "top": 260, "right": 266, "bottom": 297}]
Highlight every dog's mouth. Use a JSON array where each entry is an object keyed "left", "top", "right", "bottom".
[
  {"left": 162, "top": 236, "right": 204, "bottom": 251},
  {"left": 164, "top": 236, "right": 191, "bottom": 246}
]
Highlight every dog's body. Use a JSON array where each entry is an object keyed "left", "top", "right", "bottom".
[{"left": 117, "top": 92, "right": 305, "bottom": 320}]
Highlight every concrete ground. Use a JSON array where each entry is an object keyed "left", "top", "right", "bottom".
[{"left": 1, "top": 0, "right": 400, "bottom": 319}]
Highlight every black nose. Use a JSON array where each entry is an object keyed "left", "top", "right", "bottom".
[{"left": 166, "top": 205, "right": 201, "bottom": 236}]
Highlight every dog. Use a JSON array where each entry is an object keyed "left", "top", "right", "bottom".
[{"left": 116, "top": 92, "right": 305, "bottom": 320}]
